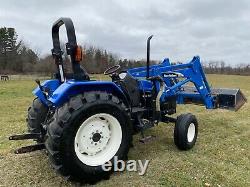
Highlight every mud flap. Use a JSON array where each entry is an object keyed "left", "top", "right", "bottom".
[{"left": 212, "top": 88, "right": 247, "bottom": 111}]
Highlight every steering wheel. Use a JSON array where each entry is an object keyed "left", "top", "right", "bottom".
[{"left": 104, "top": 65, "right": 121, "bottom": 75}]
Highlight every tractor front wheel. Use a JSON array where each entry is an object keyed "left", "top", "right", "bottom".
[
  {"left": 45, "top": 92, "right": 132, "bottom": 183},
  {"left": 174, "top": 113, "right": 198, "bottom": 150}
]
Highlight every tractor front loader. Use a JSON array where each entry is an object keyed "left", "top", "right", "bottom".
[{"left": 9, "top": 18, "right": 247, "bottom": 183}]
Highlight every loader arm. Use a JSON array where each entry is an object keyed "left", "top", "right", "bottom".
[{"left": 128, "top": 56, "right": 246, "bottom": 110}]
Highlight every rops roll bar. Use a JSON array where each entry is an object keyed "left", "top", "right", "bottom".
[{"left": 51, "top": 17, "right": 86, "bottom": 82}]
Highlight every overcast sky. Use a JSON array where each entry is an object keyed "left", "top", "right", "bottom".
[{"left": 1, "top": 0, "right": 250, "bottom": 65}]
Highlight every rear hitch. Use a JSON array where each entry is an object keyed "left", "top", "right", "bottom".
[
  {"left": 9, "top": 133, "right": 42, "bottom": 141},
  {"left": 9, "top": 133, "right": 45, "bottom": 154},
  {"left": 13, "top": 144, "right": 45, "bottom": 154}
]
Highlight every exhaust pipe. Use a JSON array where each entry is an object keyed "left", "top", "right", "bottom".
[{"left": 147, "top": 35, "right": 153, "bottom": 78}]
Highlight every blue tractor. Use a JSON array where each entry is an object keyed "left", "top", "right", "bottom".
[{"left": 10, "top": 18, "right": 246, "bottom": 182}]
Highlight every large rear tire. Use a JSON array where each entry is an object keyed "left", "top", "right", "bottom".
[
  {"left": 45, "top": 92, "right": 132, "bottom": 183},
  {"left": 27, "top": 97, "right": 48, "bottom": 142}
]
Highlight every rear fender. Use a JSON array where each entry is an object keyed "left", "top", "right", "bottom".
[
  {"left": 32, "top": 79, "right": 60, "bottom": 106},
  {"left": 47, "top": 80, "right": 129, "bottom": 107}
]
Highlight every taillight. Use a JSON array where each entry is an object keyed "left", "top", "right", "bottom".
[{"left": 75, "top": 45, "right": 82, "bottom": 62}]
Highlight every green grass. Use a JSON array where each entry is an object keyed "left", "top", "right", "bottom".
[{"left": 0, "top": 74, "right": 249, "bottom": 187}]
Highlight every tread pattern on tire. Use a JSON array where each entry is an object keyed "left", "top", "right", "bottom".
[
  {"left": 174, "top": 113, "right": 198, "bottom": 150},
  {"left": 27, "top": 97, "right": 48, "bottom": 134},
  {"left": 45, "top": 91, "right": 132, "bottom": 183}
]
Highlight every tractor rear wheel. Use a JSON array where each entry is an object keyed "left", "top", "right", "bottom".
[
  {"left": 45, "top": 92, "right": 132, "bottom": 183},
  {"left": 27, "top": 97, "right": 48, "bottom": 142},
  {"left": 174, "top": 113, "right": 198, "bottom": 150}
]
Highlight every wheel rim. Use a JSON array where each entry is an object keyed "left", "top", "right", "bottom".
[
  {"left": 187, "top": 123, "right": 196, "bottom": 143},
  {"left": 74, "top": 113, "right": 122, "bottom": 166}
]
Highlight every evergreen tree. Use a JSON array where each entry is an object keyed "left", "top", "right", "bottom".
[{"left": 0, "top": 27, "right": 38, "bottom": 73}]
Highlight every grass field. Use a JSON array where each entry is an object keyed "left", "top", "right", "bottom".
[{"left": 0, "top": 74, "right": 249, "bottom": 187}]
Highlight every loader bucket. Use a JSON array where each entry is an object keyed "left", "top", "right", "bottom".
[
  {"left": 212, "top": 88, "right": 247, "bottom": 111},
  {"left": 178, "top": 86, "right": 247, "bottom": 111}
]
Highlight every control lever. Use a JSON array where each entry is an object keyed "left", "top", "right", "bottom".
[
  {"left": 35, "top": 79, "right": 48, "bottom": 98},
  {"left": 35, "top": 79, "right": 43, "bottom": 90}
]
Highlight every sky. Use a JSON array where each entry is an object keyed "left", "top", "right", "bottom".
[{"left": 1, "top": 0, "right": 250, "bottom": 65}]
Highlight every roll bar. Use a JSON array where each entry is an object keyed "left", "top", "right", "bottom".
[
  {"left": 52, "top": 17, "right": 77, "bottom": 52},
  {"left": 51, "top": 17, "right": 89, "bottom": 82}
]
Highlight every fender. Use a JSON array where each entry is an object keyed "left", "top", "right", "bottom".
[
  {"left": 33, "top": 80, "right": 129, "bottom": 107},
  {"left": 32, "top": 79, "right": 60, "bottom": 106}
]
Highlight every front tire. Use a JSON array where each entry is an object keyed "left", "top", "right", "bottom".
[
  {"left": 45, "top": 92, "right": 132, "bottom": 182},
  {"left": 174, "top": 113, "right": 198, "bottom": 150}
]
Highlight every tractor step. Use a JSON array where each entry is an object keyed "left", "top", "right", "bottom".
[
  {"left": 9, "top": 133, "right": 42, "bottom": 141},
  {"left": 139, "top": 135, "right": 156, "bottom": 143},
  {"left": 13, "top": 143, "right": 45, "bottom": 154},
  {"left": 132, "top": 107, "right": 147, "bottom": 114}
]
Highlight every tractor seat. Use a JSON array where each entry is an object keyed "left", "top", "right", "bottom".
[
  {"left": 117, "top": 72, "right": 141, "bottom": 107},
  {"left": 72, "top": 64, "right": 90, "bottom": 80},
  {"left": 54, "top": 64, "right": 90, "bottom": 81}
]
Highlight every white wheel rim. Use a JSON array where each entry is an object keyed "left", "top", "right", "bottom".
[
  {"left": 74, "top": 113, "right": 122, "bottom": 166},
  {"left": 187, "top": 123, "right": 196, "bottom": 143}
]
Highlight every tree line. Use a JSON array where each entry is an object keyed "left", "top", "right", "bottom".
[
  {"left": 0, "top": 27, "right": 250, "bottom": 76},
  {"left": 0, "top": 27, "right": 38, "bottom": 74},
  {"left": 203, "top": 61, "right": 250, "bottom": 76}
]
